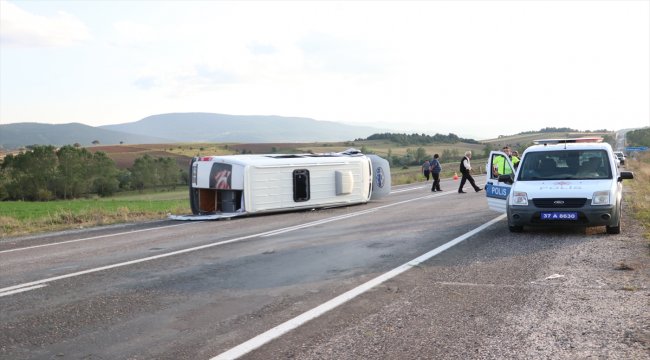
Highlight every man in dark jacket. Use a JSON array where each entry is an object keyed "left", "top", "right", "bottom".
[
  {"left": 430, "top": 154, "right": 442, "bottom": 192},
  {"left": 458, "top": 151, "right": 482, "bottom": 193}
]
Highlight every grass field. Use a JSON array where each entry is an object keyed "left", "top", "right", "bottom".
[{"left": 0, "top": 190, "right": 190, "bottom": 237}]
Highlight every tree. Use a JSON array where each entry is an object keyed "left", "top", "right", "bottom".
[
  {"left": 0, "top": 145, "right": 121, "bottom": 200},
  {"left": 90, "top": 151, "right": 119, "bottom": 196},
  {"left": 483, "top": 144, "right": 492, "bottom": 159},
  {"left": 2, "top": 146, "right": 58, "bottom": 200},
  {"left": 157, "top": 157, "right": 179, "bottom": 189},
  {"left": 442, "top": 149, "right": 460, "bottom": 161},
  {"left": 56, "top": 145, "right": 92, "bottom": 199},
  {"left": 130, "top": 154, "right": 157, "bottom": 190},
  {"left": 415, "top": 147, "right": 428, "bottom": 164},
  {"left": 627, "top": 128, "right": 650, "bottom": 147},
  {"left": 129, "top": 155, "right": 181, "bottom": 191}
]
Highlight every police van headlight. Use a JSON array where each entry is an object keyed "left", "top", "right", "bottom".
[
  {"left": 591, "top": 191, "right": 610, "bottom": 205},
  {"left": 511, "top": 191, "right": 528, "bottom": 206}
]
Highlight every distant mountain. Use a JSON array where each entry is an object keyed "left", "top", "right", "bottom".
[
  {"left": 0, "top": 122, "right": 171, "bottom": 149},
  {"left": 99, "top": 113, "right": 385, "bottom": 143}
]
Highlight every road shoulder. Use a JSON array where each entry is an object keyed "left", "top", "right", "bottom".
[{"left": 245, "top": 207, "right": 649, "bottom": 359}]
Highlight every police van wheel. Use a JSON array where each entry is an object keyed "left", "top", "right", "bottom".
[
  {"left": 606, "top": 223, "right": 621, "bottom": 234},
  {"left": 508, "top": 225, "right": 523, "bottom": 233}
]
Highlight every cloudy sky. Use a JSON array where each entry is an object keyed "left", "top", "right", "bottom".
[{"left": 1, "top": 0, "right": 648, "bottom": 140}]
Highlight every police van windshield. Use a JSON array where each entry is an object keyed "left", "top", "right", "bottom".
[{"left": 517, "top": 150, "right": 612, "bottom": 181}]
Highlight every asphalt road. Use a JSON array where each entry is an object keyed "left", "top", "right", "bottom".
[{"left": 1, "top": 177, "right": 647, "bottom": 359}]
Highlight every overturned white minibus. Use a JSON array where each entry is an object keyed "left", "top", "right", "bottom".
[{"left": 170, "top": 149, "right": 391, "bottom": 220}]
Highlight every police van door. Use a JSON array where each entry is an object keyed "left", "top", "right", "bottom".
[{"left": 485, "top": 151, "right": 515, "bottom": 213}]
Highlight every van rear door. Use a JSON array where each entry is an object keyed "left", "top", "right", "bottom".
[{"left": 485, "top": 151, "right": 515, "bottom": 213}]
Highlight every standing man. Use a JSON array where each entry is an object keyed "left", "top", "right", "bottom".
[
  {"left": 430, "top": 154, "right": 442, "bottom": 192},
  {"left": 458, "top": 151, "right": 482, "bottom": 193}
]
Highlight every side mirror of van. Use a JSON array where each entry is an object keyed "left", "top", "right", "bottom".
[
  {"left": 498, "top": 174, "right": 514, "bottom": 184},
  {"left": 618, "top": 171, "right": 634, "bottom": 182}
]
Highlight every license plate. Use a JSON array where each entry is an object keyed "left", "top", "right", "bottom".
[{"left": 540, "top": 212, "right": 578, "bottom": 220}]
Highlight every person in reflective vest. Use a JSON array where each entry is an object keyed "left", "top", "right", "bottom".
[
  {"left": 511, "top": 150, "right": 520, "bottom": 169},
  {"left": 493, "top": 146, "right": 514, "bottom": 177}
]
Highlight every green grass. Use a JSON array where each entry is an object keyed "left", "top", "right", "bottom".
[
  {"left": 0, "top": 198, "right": 189, "bottom": 221},
  {"left": 0, "top": 190, "right": 190, "bottom": 237}
]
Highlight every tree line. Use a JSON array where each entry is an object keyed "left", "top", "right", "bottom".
[
  {"left": 0, "top": 145, "right": 185, "bottom": 201},
  {"left": 359, "top": 133, "right": 479, "bottom": 145},
  {"left": 626, "top": 128, "right": 650, "bottom": 147}
]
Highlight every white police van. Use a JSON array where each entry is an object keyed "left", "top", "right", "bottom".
[{"left": 485, "top": 137, "right": 634, "bottom": 234}]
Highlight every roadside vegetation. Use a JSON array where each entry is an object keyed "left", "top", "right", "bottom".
[
  {"left": 0, "top": 190, "right": 189, "bottom": 237},
  {"left": 625, "top": 151, "right": 650, "bottom": 244}
]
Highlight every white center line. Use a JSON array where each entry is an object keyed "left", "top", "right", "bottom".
[
  {"left": 0, "top": 223, "right": 193, "bottom": 254},
  {"left": 212, "top": 213, "right": 506, "bottom": 360},
  {"left": 0, "top": 284, "right": 48, "bottom": 298}
]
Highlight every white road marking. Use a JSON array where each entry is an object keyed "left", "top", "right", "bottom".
[
  {"left": 212, "top": 213, "right": 506, "bottom": 360},
  {"left": 0, "top": 188, "right": 462, "bottom": 296},
  {"left": 0, "top": 284, "right": 47, "bottom": 298},
  {"left": 390, "top": 185, "right": 426, "bottom": 193},
  {"left": 0, "top": 223, "right": 192, "bottom": 254}
]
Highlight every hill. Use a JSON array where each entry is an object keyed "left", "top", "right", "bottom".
[
  {"left": 99, "top": 113, "right": 385, "bottom": 143},
  {"left": 0, "top": 122, "right": 170, "bottom": 149}
]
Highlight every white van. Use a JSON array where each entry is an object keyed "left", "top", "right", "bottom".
[
  {"left": 485, "top": 138, "right": 634, "bottom": 234},
  {"left": 171, "top": 149, "right": 391, "bottom": 220}
]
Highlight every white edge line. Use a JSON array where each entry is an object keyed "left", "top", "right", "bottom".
[
  {"left": 0, "top": 223, "right": 192, "bottom": 254},
  {"left": 0, "top": 190, "right": 451, "bottom": 295},
  {"left": 0, "top": 232, "right": 262, "bottom": 294},
  {"left": 211, "top": 213, "right": 506, "bottom": 360},
  {"left": 0, "top": 284, "right": 48, "bottom": 297}
]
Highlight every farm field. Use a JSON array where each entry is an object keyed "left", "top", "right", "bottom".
[{"left": 91, "top": 139, "right": 488, "bottom": 170}]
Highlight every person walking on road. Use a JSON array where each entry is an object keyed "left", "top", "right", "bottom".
[
  {"left": 422, "top": 159, "right": 431, "bottom": 181},
  {"left": 458, "top": 151, "right": 482, "bottom": 193},
  {"left": 430, "top": 154, "right": 442, "bottom": 192}
]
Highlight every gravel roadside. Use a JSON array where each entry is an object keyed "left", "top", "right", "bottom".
[{"left": 245, "top": 205, "right": 649, "bottom": 359}]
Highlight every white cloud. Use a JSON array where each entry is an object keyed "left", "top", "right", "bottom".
[
  {"left": 0, "top": 0, "right": 90, "bottom": 47},
  {"left": 111, "top": 20, "right": 157, "bottom": 47}
]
